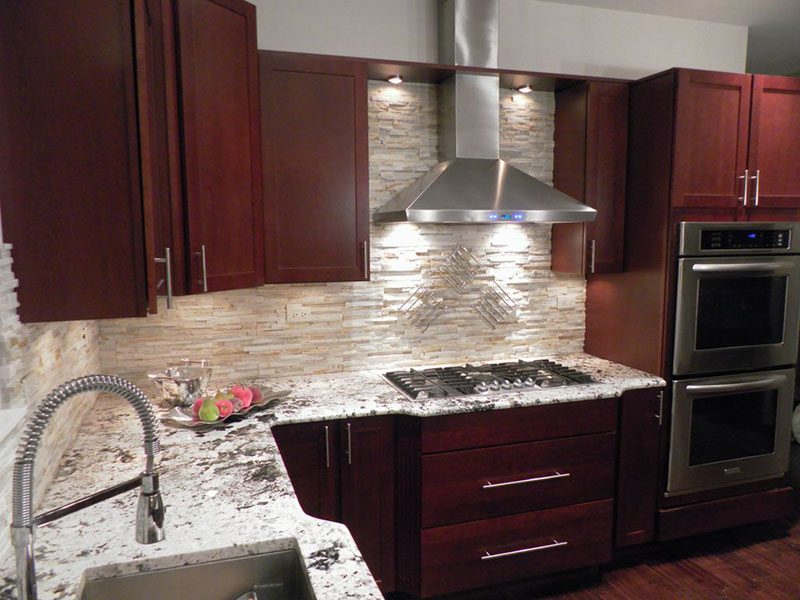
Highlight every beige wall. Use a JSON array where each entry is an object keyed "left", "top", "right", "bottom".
[{"left": 253, "top": 0, "right": 748, "bottom": 79}]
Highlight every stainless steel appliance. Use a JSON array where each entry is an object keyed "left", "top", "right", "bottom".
[
  {"left": 673, "top": 222, "right": 800, "bottom": 376},
  {"left": 372, "top": 0, "right": 596, "bottom": 224},
  {"left": 667, "top": 222, "right": 800, "bottom": 497},
  {"left": 383, "top": 360, "right": 594, "bottom": 400},
  {"left": 667, "top": 367, "right": 795, "bottom": 496}
]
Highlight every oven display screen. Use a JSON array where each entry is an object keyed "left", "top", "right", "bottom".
[
  {"left": 701, "top": 229, "right": 790, "bottom": 250},
  {"left": 689, "top": 390, "right": 778, "bottom": 466}
]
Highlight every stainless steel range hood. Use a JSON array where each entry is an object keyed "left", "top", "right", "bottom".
[{"left": 373, "top": 0, "right": 596, "bottom": 224}]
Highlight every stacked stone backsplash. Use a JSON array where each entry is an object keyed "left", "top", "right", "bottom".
[
  {"left": 0, "top": 243, "right": 101, "bottom": 566},
  {"left": 99, "top": 82, "right": 586, "bottom": 390}
]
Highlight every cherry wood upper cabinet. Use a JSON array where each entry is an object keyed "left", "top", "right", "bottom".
[
  {"left": 552, "top": 82, "right": 628, "bottom": 275},
  {"left": 746, "top": 75, "right": 800, "bottom": 208},
  {"left": 672, "top": 69, "right": 752, "bottom": 209},
  {"left": 174, "top": 0, "right": 264, "bottom": 293},
  {"left": 260, "top": 52, "right": 370, "bottom": 283},
  {"left": 0, "top": 0, "right": 156, "bottom": 322}
]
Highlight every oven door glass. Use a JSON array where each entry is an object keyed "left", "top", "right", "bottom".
[
  {"left": 667, "top": 368, "right": 794, "bottom": 496},
  {"left": 673, "top": 255, "right": 800, "bottom": 375},
  {"left": 689, "top": 390, "right": 777, "bottom": 466}
]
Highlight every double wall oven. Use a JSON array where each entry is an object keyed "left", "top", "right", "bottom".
[{"left": 667, "top": 222, "right": 800, "bottom": 497}]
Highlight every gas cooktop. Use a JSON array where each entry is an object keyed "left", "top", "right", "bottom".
[{"left": 383, "top": 359, "right": 595, "bottom": 400}]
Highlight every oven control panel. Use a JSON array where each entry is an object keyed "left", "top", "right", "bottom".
[{"left": 701, "top": 229, "right": 790, "bottom": 250}]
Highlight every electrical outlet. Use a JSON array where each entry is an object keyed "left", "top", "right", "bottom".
[
  {"left": 557, "top": 295, "right": 577, "bottom": 311},
  {"left": 286, "top": 304, "right": 311, "bottom": 322}
]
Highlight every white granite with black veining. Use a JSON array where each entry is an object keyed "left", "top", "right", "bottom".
[{"left": 0, "top": 353, "right": 663, "bottom": 599}]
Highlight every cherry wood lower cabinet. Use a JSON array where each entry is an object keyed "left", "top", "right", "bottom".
[
  {"left": 421, "top": 500, "right": 613, "bottom": 598},
  {"left": 271, "top": 420, "right": 340, "bottom": 522},
  {"left": 272, "top": 417, "right": 394, "bottom": 592},
  {"left": 397, "top": 398, "right": 619, "bottom": 598},
  {"left": 614, "top": 388, "right": 664, "bottom": 548}
]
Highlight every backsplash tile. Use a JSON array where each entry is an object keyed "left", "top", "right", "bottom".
[
  {"left": 99, "top": 82, "right": 586, "bottom": 390},
  {"left": 0, "top": 243, "right": 101, "bottom": 565}
]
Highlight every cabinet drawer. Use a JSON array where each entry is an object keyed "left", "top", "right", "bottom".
[
  {"left": 421, "top": 433, "right": 615, "bottom": 527},
  {"left": 420, "top": 499, "right": 613, "bottom": 598},
  {"left": 420, "top": 397, "right": 617, "bottom": 453}
]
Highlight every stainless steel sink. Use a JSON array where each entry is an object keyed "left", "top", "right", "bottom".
[{"left": 79, "top": 547, "right": 315, "bottom": 600}]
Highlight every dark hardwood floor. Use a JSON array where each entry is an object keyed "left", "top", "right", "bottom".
[{"left": 540, "top": 443, "right": 800, "bottom": 600}]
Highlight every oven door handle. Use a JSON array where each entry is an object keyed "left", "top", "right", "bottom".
[
  {"left": 685, "top": 375, "right": 787, "bottom": 396},
  {"left": 692, "top": 262, "right": 795, "bottom": 274}
]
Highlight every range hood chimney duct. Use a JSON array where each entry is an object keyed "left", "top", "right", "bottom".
[{"left": 373, "top": 0, "right": 597, "bottom": 224}]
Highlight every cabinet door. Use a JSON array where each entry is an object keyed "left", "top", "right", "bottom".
[
  {"left": 260, "top": 53, "right": 370, "bottom": 283},
  {"left": 615, "top": 388, "right": 663, "bottom": 548},
  {"left": 272, "top": 421, "right": 340, "bottom": 522},
  {"left": 175, "top": 0, "right": 264, "bottom": 293},
  {"left": 585, "top": 82, "right": 628, "bottom": 273},
  {"left": 341, "top": 417, "right": 395, "bottom": 592},
  {"left": 0, "top": 0, "right": 150, "bottom": 322},
  {"left": 672, "top": 70, "right": 752, "bottom": 209},
  {"left": 551, "top": 82, "right": 628, "bottom": 275},
  {"left": 747, "top": 75, "right": 800, "bottom": 208}
]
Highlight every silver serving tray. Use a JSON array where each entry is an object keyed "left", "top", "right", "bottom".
[{"left": 161, "top": 390, "right": 290, "bottom": 428}]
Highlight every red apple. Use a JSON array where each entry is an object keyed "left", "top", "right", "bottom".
[
  {"left": 231, "top": 385, "right": 253, "bottom": 409},
  {"left": 248, "top": 386, "right": 263, "bottom": 406},
  {"left": 215, "top": 397, "right": 234, "bottom": 419},
  {"left": 191, "top": 398, "right": 204, "bottom": 416}
]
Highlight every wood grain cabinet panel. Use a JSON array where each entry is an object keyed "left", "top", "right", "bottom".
[
  {"left": 420, "top": 397, "right": 617, "bottom": 453},
  {"left": 615, "top": 388, "right": 664, "bottom": 548},
  {"left": 552, "top": 82, "right": 628, "bottom": 275},
  {"left": 746, "top": 75, "right": 800, "bottom": 208},
  {"left": 260, "top": 52, "right": 369, "bottom": 283},
  {"left": 175, "top": 0, "right": 264, "bottom": 293},
  {"left": 672, "top": 69, "right": 752, "bottom": 209},
  {"left": 272, "top": 420, "right": 340, "bottom": 522},
  {"left": 420, "top": 500, "right": 613, "bottom": 598},
  {"left": 272, "top": 417, "right": 395, "bottom": 593},
  {"left": 421, "top": 433, "right": 616, "bottom": 527},
  {"left": 340, "top": 417, "right": 395, "bottom": 592},
  {"left": 0, "top": 0, "right": 154, "bottom": 322}
]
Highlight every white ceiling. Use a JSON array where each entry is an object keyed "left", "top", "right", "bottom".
[{"left": 538, "top": 0, "right": 800, "bottom": 75}]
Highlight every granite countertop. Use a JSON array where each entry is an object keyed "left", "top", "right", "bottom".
[{"left": 0, "top": 353, "right": 664, "bottom": 599}]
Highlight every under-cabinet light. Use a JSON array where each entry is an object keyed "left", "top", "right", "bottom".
[
  {"left": 517, "top": 84, "right": 532, "bottom": 94},
  {"left": 388, "top": 75, "right": 403, "bottom": 85}
]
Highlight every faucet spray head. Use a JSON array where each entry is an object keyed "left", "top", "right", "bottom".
[{"left": 136, "top": 473, "right": 165, "bottom": 544}]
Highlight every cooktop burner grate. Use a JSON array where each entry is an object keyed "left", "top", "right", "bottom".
[{"left": 383, "top": 359, "right": 595, "bottom": 400}]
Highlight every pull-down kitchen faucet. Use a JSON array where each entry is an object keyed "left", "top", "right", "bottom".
[{"left": 11, "top": 375, "right": 165, "bottom": 600}]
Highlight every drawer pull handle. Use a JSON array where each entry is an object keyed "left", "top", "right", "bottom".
[
  {"left": 482, "top": 472, "right": 570, "bottom": 489},
  {"left": 481, "top": 539, "right": 568, "bottom": 561}
]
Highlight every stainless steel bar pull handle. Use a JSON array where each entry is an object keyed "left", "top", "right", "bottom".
[
  {"left": 589, "top": 240, "right": 596, "bottom": 274},
  {"left": 692, "top": 262, "right": 794, "bottom": 274},
  {"left": 153, "top": 247, "right": 173, "bottom": 309},
  {"left": 750, "top": 169, "right": 761, "bottom": 206},
  {"left": 482, "top": 472, "right": 570, "bottom": 489},
  {"left": 362, "top": 241, "right": 369, "bottom": 280},
  {"left": 685, "top": 374, "right": 787, "bottom": 396},
  {"left": 481, "top": 539, "right": 568, "bottom": 561},
  {"left": 346, "top": 422, "right": 352, "bottom": 465},
  {"left": 196, "top": 245, "right": 208, "bottom": 292},
  {"left": 656, "top": 390, "right": 664, "bottom": 426},
  {"left": 738, "top": 169, "right": 749, "bottom": 206},
  {"left": 324, "top": 425, "right": 330, "bottom": 469}
]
